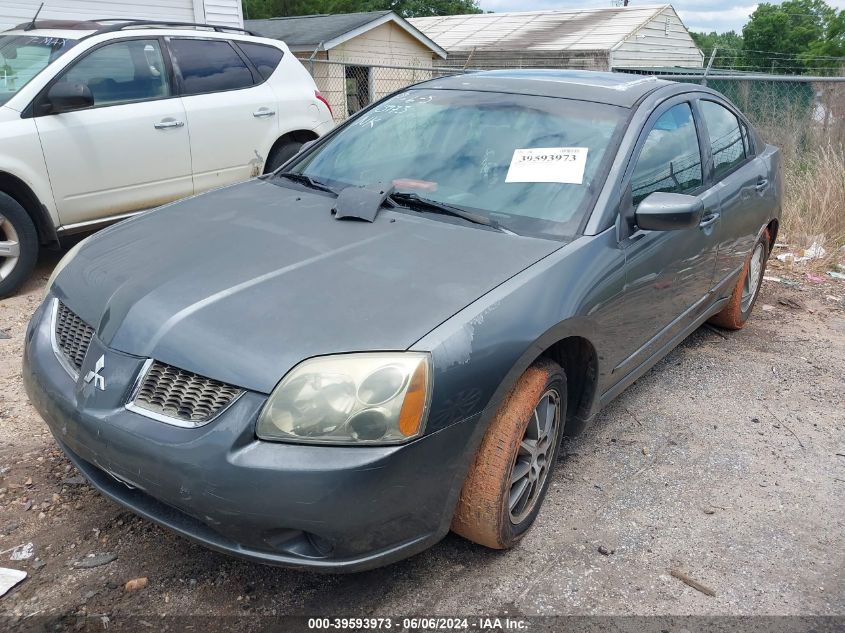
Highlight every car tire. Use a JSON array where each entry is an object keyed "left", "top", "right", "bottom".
[
  {"left": 709, "top": 229, "right": 770, "bottom": 330},
  {"left": 452, "top": 358, "right": 567, "bottom": 549},
  {"left": 0, "top": 192, "right": 39, "bottom": 299},
  {"left": 264, "top": 140, "right": 304, "bottom": 174}
]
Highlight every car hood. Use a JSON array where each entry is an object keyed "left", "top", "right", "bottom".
[
  {"left": 0, "top": 105, "right": 20, "bottom": 122},
  {"left": 55, "top": 179, "right": 562, "bottom": 393}
]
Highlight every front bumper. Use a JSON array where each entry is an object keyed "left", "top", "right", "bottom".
[{"left": 23, "top": 299, "right": 478, "bottom": 571}]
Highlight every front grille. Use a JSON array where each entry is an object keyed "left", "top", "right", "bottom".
[
  {"left": 55, "top": 301, "right": 95, "bottom": 373},
  {"left": 131, "top": 361, "right": 242, "bottom": 424}
]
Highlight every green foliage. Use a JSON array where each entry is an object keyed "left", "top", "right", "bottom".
[
  {"left": 690, "top": 30, "right": 745, "bottom": 68},
  {"left": 742, "top": 0, "right": 837, "bottom": 72},
  {"left": 799, "top": 9, "right": 845, "bottom": 70},
  {"left": 242, "top": 0, "right": 482, "bottom": 20}
]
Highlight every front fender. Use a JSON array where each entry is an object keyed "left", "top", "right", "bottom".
[
  {"left": 412, "top": 229, "right": 625, "bottom": 440},
  {"left": 0, "top": 110, "right": 59, "bottom": 229}
]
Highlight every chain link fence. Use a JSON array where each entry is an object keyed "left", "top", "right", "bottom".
[
  {"left": 304, "top": 58, "right": 845, "bottom": 247},
  {"left": 304, "top": 59, "right": 464, "bottom": 121},
  {"left": 305, "top": 59, "right": 844, "bottom": 143}
]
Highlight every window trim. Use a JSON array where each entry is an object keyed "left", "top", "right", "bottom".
[
  {"left": 164, "top": 36, "right": 264, "bottom": 98},
  {"left": 24, "top": 35, "right": 177, "bottom": 118},
  {"left": 621, "top": 97, "right": 709, "bottom": 217},
  {"left": 696, "top": 97, "right": 755, "bottom": 183}
]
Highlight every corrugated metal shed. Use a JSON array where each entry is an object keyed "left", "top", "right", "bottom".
[{"left": 410, "top": 4, "right": 703, "bottom": 70}]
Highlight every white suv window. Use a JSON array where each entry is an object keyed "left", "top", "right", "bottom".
[
  {"left": 168, "top": 39, "right": 255, "bottom": 95},
  {"left": 60, "top": 39, "right": 170, "bottom": 106}
]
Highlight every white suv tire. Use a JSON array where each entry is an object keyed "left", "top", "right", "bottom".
[{"left": 0, "top": 192, "right": 39, "bottom": 298}]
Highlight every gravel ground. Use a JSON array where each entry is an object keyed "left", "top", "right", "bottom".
[{"left": 0, "top": 250, "right": 843, "bottom": 629}]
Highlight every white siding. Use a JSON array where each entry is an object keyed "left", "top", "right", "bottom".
[
  {"left": 611, "top": 6, "right": 703, "bottom": 69},
  {"left": 201, "top": 0, "right": 243, "bottom": 29},
  {"left": 0, "top": 0, "right": 243, "bottom": 31}
]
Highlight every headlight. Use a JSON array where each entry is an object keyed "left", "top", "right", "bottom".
[
  {"left": 44, "top": 236, "right": 89, "bottom": 298},
  {"left": 257, "top": 353, "right": 431, "bottom": 445}
]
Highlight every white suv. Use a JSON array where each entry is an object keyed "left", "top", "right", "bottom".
[{"left": 0, "top": 19, "right": 334, "bottom": 296}]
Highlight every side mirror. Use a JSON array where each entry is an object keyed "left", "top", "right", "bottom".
[
  {"left": 635, "top": 192, "right": 704, "bottom": 231},
  {"left": 43, "top": 81, "right": 94, "bottom": 114},
  {"left": 298, "top": 139, "right": 318, "bottom": 154}
]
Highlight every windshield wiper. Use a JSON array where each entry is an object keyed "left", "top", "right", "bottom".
[
  {"left": 275, "top": 172, "right": 336, "bottom": 194},
  {"left": 388, "top": 192, "right": 509, "bottom": 232}
]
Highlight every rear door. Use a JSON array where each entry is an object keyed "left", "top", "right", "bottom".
[
  {"left": 697, "top": 98, "right": 771, "bottom": 286},
  {"left": 34, "top": 38, "right": 192, "bottom": 225},
  {"left": 166, "top": 37, "right": 279, "bottom": 192}
]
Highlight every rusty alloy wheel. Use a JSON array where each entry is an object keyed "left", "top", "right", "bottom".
[
  {"left": 709, "top": 229, "right": 770, "bottom": 331},
  {"left": 451, "top": 358, "right": 567, "bottom": 549}
]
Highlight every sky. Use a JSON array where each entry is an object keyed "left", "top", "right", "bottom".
[{"left": 477, "top": 1, "right": 845, "bottom": 34}]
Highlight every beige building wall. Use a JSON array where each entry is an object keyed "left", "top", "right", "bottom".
[{"left": 296, "top": 22, "right": 439, "bottom": 120}]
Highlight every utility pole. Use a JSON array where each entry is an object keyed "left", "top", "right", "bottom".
[{"left": 703, "top": 47, "right": 717, "bottom": 87}]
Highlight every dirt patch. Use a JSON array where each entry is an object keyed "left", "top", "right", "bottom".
[{"left": 0, "top": 251, "right": 843, "bottom": 626}]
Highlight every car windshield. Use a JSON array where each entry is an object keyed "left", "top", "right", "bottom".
[
  {"left": 0, "top": 35, "right": 78, "bottom": 106},
  {"left": 290, "top": 88, "right": 626, "bottom": 239}
]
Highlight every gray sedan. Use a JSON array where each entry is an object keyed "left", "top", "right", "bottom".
[{"left": 23, "top": 70, "right": 781, "bottom": 571}]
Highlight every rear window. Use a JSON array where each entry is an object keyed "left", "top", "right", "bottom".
[
  {"left": 169, "top": 38, "right": 254, "bottom": 95},
  {"left": 700, "top": 100, "right": 746, "bottom": 178},
  {"left": 237, "top": 42, "right": 283, "bottom": 81}
]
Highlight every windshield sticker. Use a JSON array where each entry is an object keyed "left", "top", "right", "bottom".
[{"left": 505, "top": 147, "right": 589, "bottom": 185}]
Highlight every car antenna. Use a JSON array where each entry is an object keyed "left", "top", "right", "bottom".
[{"left": 24, "top": 3, "right": 45, "bottom": 31}]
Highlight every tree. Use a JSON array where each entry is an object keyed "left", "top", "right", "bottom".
[
  {"left": 242, "top": 0, "right": 482, "bottom": 20},
  {"left": 368, "top": 1, "right": 482, "bottom": 17},
  {"left": 742, "top": 0, "right": 836, "bottom": 72},
  {"left": 800, "top": 9, "right": 845, "bottom": 72},
  {"left": 690, "top": 30, "right": 745, "bottom": 69}
]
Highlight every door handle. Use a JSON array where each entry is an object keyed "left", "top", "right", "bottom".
[
  {"left": 253, "top": 108, "right": 276, "bottom": 118},
  {"left": 699, "top": 211, "right": 720, "bottom": 229},
  {"left": 154, "top": 120, "right": 184, "bottom": 129},
  {"left": 755, "top": 178, "right": 769, "bottom": 192}
]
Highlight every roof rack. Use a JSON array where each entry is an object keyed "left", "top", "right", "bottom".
[
  {"left": 4, "top": 19, "right": 256, "bottom": 36},
  {"left": 89, "top": 19, "right": 257, "bottom": 36}
]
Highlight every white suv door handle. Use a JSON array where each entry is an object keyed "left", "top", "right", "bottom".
[
  {"left": 253, "top": 108, "right": 276, "bottom": 118},
  {"left": 154, "top": 120, "right": 184, "bottom": 130}
]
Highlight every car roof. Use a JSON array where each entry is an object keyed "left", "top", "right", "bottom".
[{"left": 416, "top": 69, "right": 674, "bottom": 108}]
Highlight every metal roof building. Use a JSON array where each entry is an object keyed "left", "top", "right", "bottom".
[
  {"left": 410, "top": 4, "right": 703, "bottom": 71},
  {"left": 247, "top": 12, "right": 446, "bottom": 119},
  {"left": 246, "top": 10, "right": 445, "bottom": 58}
]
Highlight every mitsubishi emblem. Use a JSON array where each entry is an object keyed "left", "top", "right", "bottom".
[{"left": 84, "top": 355, "right": 106, "bottom": 391}]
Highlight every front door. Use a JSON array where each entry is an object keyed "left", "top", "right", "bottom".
[
  {"left": 167, "top": 37, "right": 279, "bottom": 193},
  {"left": 611, "top": 100, "right": 720, "bottom": 379},
  {"left": 34, "top": 38, "right": 193, "bottom": 226}
]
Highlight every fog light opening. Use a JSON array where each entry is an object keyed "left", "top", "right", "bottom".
[
  {"left": 347, "top": 409, "right": 389, "bottom": 441},
  {"left": 306, "top": 532, "right": 334, "bottom": 557}
]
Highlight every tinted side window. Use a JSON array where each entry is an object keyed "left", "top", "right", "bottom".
[
  {"left": 60, "top": 39, "right": 170, "bottom": 106},
  {"left": 237, "top": 42, "right": 283, "bottom": 80},
  {"left": 169, "top": 39, "right": 254, "bottom": 95},
  {"left": 701, "top": 100, "right": 746, "bottom": 178},
  {"left": 631, "top": 103, "right": 703, "bottom": 205}
]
